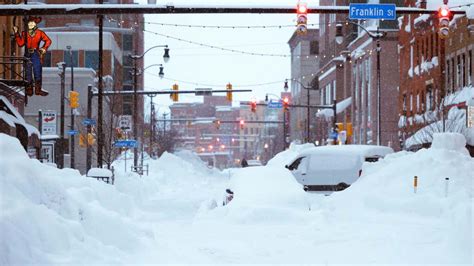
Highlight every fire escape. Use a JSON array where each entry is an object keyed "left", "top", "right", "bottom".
[{"left": 0, "top": 54, "right": 30, "bottom": 105}]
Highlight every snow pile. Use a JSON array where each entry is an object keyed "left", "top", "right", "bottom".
[
  {"left": 0, "top": 134, "right": 150, "bottom": 264},
  {"left": 200, "top": 166, "right": 309, "bottom": 224},
  {"left": 431, "top": 132, "right": 469, "bottom": 155}
]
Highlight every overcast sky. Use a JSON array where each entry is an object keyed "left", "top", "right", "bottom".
[{"left": 135, "top": 0, "right": 319, "bottom": 112}]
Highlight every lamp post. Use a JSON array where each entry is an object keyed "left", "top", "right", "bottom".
[
  {"left": 66, "top": 45, "right": 75, "bottom": 168},
  {"left": 57, "top": 62, "right": 66, "bottom": 169},
  {"left": 336, "top": 21, "right": 385, "bottom": 145},
  {"left": 285, "top": 78, "right": 318, "bottom": 143},
  {"left": 129, "top": 45, "right": 169, "bottom": 167}
]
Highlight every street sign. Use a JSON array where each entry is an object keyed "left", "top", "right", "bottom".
[
  {"left": 267, "top": 100, "right": 283, "bottom": 109},
  {"left": 114, "top": 140, "right": 138, "bottom": 148},
  {"left": 82, "top": 118, "right": 96, "bottom": 126},
  {"left": 67, "top": 130, "right": 79, "bottom": 135},
  {"left": 330, "top": 131, "right": 338, "bottom": 140},
  {"left": 349, "top": 4, "right": 396, "bottom": 20},
  {"left": 118, "top": 115, "right": 132, "bottom": 132},
  {"left": 41, "top": 110, "right": 57, "bottom": 135}
]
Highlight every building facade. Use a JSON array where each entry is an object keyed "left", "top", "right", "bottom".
[{"left": 287, "top": 29, "right": 320, "bottom": 143}]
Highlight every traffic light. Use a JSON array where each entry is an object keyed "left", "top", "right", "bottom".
[
  {"left": 250, "top": 100, "right": 257, "bottom": 113},
  {"left": 283, "top": 97, "right": 290, "bottom": 112},
  {"left": 170, "top": 83, "right": 179, "bottom": 102},
  {"left": 215, "top": 120, "right": 221, "bottom": 129},
  {"left": 87, "top": 133, "right": 96, "bottom": 145},
  {"left": 226, "top": 83, "right": 233, "bottom": 102},
  {"left": 240, "top": 119, "right": 245, "bottom": 130},
  {"left": 296, "top": 2, "right": 308, "bottom": 35},
  {"left": 69, "top": 91, "right": 79, "bottom": 109},
  {"left": 438, "top": 5, "right": 453, "bottom": 39}
]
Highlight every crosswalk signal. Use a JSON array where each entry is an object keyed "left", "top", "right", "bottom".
[
  {"left": 240, "top": 119, "right": 245, "bottom": 130},
  {"left": 250, "top": 100, "right": 257, "bottom": 113},
  {"left": 226, "top": 83, "right": 233, "bottom": 102},
  {"left": 296, "top": 2, "right": 308, "bottom": 36},
  {"left": 69, "top": 91, "right": 79, "bottom": 109},
  {"left": 171, "top": 84, "right": 179, "bottom": 102},
  {"left": 438, "top": 5, "right": 453, "bottom": 39}
]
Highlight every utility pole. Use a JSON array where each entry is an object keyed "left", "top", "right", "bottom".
[
  {"left": 133, "top": 49, "right": 139, "bottom": 167},
  {"left": 306, "top": 86, "right": 310, "bottom": 142},
  {"left": 97, "top": 0, "right": 104, "bottom": 168},
  {"left": 86, "top": 85, "right": 92, "bottom": 172},
  {"left": 376, "top": 28, "right": 382, "bottom": 146},
  {"left": 67, "top": 46, "right": 75, "bottom": 168},
  {"left": 149, "top": 95, "right": 156, "bottom": 157},
  {"left": 58, "top": 62, "right": 66, "bottom": 169}
]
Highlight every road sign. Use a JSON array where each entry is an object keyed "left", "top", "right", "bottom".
[
  {"left": 118, "top": 115, "right": 132, "bottom": 132},
  {"left": 82, "top": 118, "right": 96, "bottom": 126},
  {"left": 41, "top": 110, "right": 57, "bottom": 135},
  {"left": 349, "top": 4, "right": 396, "bottom": 20},
  {"left": 67, "top": 130, "right": 79, "bottom": 135},
  {"left": 267, "top": 100, "right": 283, "bottom": 109},
  {"left": 114, "top": 140, "right": 137, "bottom": 148},
  {"left": 330, "top": 131, "right": 338, "bottom": 140}
]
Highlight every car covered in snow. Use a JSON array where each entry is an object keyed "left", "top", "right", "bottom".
[
  {"left": 246, "top": 159, "right": 263, "bottom": 167},
  {"left": 285, "top": 145, "right": 394, "bottom": 192}
]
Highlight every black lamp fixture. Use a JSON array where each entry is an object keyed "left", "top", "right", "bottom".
[
  {"left": 158, "top": 65, "right": 164, "bottom": 78},
  {"left": 163, "top": 47, "right": 170, "bottom": 63}
]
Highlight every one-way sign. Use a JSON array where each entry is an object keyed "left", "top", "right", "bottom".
[{"left": 349, "top": 4, "right": 396, "bottom": 20}]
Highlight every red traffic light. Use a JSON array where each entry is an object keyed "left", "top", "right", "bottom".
[
  {"left": 297, "top": 3, "right": 307, "bottom": 14},
  {"left": 439, "top": 5, "right": 450, "bottom": 17},
  {"left": 240, "top": 119, "right": 245, "bottom": 129},
  {"left": 283, "top": 97, "right": 289, "bottom": 104},
  {"left": 250, "top": 100, "right": 257, "bottom": 112}
]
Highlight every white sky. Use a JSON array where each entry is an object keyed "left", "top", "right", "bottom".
[{"left": 135, "top": 0, "right": 319, "bottom": 111}]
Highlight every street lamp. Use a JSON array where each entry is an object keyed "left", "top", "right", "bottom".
[
  {"left": 129, "top": 45, "right": 169, "bottom": 167},
  {"left": 66, "top": 45, "right": 76, "bottom": 168},
  {"left": 285, "top": 78, "right": 318, "bottom": 143},
  {"left": 335, "top": 22, "right": 385, "bottom": 145}
]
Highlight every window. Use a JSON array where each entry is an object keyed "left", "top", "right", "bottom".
[
  {"left": 310, "top": 41, "right": 319, "bottom": 55},
  {"left": 123, "top": 67, "right": 133, "bottom": 84},
  {"left": 84, "top": 51, "right": 99, "bottom": 70},
  {"left": 64, "top": 50, "right": 79, "bottom": 67},
  {"left": 451, "top": 58, "right": 455, "bottom": 92},
  {"left": 123, "top": 34, "right": 133, "bottom": 51},
  {"left": 426, "top": 85, "right": 433, "bottom": 111},
  {"left": 402, "top": 94, "right": 407, "bottom": 112},
  {"left": 434, "top": 33, "right": 438, "bottom": 56},
  {"left": 122, "top": 95, "right": 132, "bottom": 115},
  {"left": 462, "top": 54, "right": 466, "bottom": 87},
  {"left": 457, "top": 55, "right": 461, "bottom": 90},
  {"left": 469, "top": 50, "right": 472, "bottom": 85},
  {"left": 446, "top": 58, "right": 451, "bottom": 91}
]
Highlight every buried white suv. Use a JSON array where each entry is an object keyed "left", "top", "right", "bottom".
[{"left": 285, "top": 145, "right": 394, "bottom": 192}]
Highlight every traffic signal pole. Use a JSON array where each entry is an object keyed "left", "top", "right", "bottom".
[{"left": 86, "top": 85, "right": 92, "bottom": 173}]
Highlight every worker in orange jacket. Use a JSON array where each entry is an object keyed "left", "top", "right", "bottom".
[{"left": 13, "top": 16, "right": 51, "bottom": 97}]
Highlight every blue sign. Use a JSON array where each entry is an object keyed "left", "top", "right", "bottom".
[
  {"left": 330, "top": 131, "right": 338, "bottom": 140},
  {"left": 67, "top": 130, "right": 79, "bottom": 135},
  {"left": 267, "top": 100, "right": 283, "bottom": 109},
  {"left": 82, "top": 118, "right": 96, "bottom": 126},
  {"left": 114, "top": 140, "right": 137, "bottom": 148},
  {"left": 349, "top": 4, "right": 396, "bottom": 20}
]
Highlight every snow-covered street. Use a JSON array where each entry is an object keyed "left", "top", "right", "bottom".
[{"left": 1, "top": 132, "right": 472, "bottom": 265}]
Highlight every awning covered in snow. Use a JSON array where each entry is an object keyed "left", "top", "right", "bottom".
[{"left": 316, "top": 97, "right": 352, "bottom": 118}]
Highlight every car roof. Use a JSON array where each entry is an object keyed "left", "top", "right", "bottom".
[{"left": 297, "top": 145, "right": 394, "bottom": 158}]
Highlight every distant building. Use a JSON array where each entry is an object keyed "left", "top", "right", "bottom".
[
  {"left": 288, "top": 29, "right": 320, "bottom": 143},
  {"left": 169, "top": 96, "right": 239, "bottom": 168}
]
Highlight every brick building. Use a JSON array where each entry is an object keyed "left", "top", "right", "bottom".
[
  {"left": 169, "top": 96, "right": 240, "bottom": 168},
  {"left": 318, "top": 0, "right": 401, "bottom": 149},
  {"left": 398, "top": 0, "right": 473, "bottom": 149}
]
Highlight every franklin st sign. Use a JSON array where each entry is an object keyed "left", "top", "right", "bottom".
[{"left": 349, "top": 4, "right": 396, "bottom": 20}]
